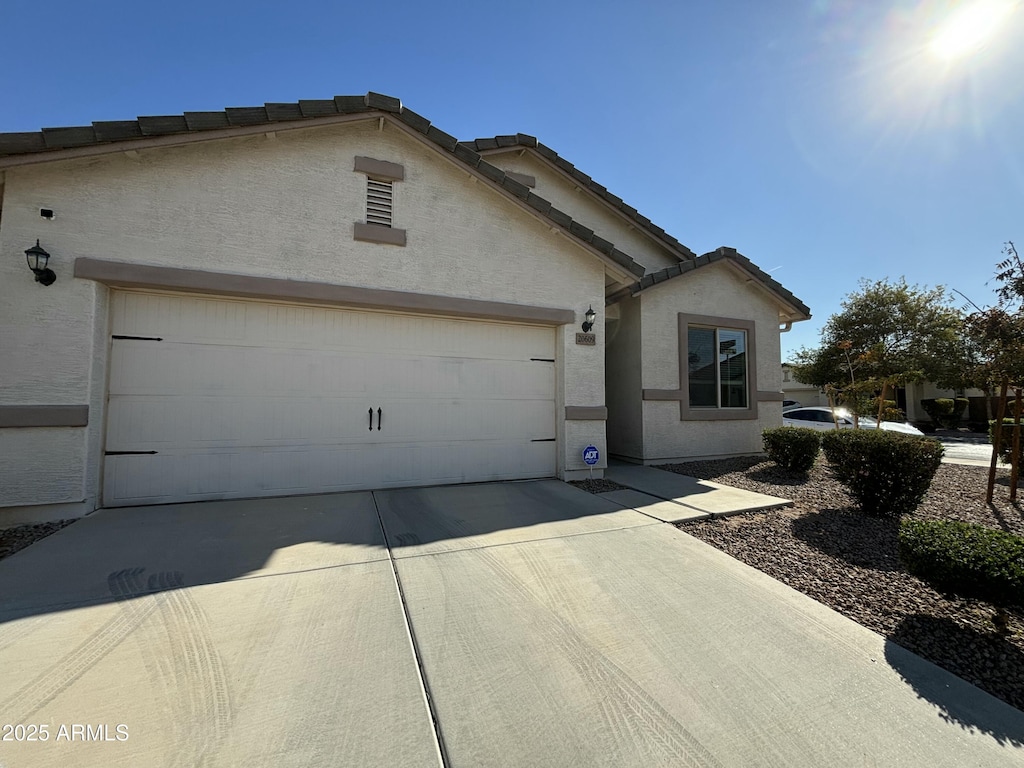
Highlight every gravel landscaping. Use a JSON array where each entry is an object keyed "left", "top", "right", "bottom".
[
  {"left": 569, "top": 478, "right": 630, "bottom": 494},
  {"left": 0, "top": 520, "right": 77, "bottom": 562},
  {"left": 659, "top": 456, "right": 1023, "bottom": 713}
]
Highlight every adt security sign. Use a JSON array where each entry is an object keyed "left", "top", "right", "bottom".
[{"left": 582, "top": 445, "right": 600, "bottom": 466}]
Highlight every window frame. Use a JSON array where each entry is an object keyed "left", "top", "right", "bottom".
[{"left": 678, "top": 313, "right": 758, "bottom": 421}]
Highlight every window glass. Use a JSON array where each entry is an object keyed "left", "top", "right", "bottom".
[
  {"left": 687, "top": 327, "right": 717, "bottom": 407},
  {"left": 718, "top": 329, "right": 747, "bottom": 408},
  {"left": 688, "top": 326, "right": 749, "bottom": 409}
]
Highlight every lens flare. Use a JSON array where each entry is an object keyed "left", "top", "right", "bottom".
[{"left": 929, "top": 0, "right": 1015, "bottom": 60}]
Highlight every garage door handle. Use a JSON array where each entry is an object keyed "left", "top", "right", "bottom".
[
  {"left": 377, "top": 407, "right": 382, "bottom": 431},
  {"left": 369, "top": 408, "right": 374, "bottom": 431}
]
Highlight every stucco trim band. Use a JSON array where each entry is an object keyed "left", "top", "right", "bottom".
[
  {"left": 74, "top": 258, "right": 576, "bottom": 325},
  {"left": 0, "top": 405, "right": 89, "bottom": 428},
  {"left": 565, "top": 406, "right": 608, "bottom": 420},
  {"left": 353, "top": 156, "right": 405, "bottom": 181},
  {"left": 756, "top": 391, "right": 784, "bottom": 402},
  {"left": 353, "top": 222, "right": 408, "bottom": 246}
]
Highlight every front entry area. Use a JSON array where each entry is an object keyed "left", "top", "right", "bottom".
[{"left": 102, "top": 291, "right": 557, "bottom": 506}]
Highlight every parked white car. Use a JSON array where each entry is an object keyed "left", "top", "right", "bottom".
[
  {"left": 782, "top": 406, "right": 925, "bottom": 436},
  {"left": 782, "top": 400, "right": 802, "bottom": 412}
]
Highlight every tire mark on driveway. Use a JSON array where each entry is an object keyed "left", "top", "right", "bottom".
[{"left": 406, "top": 516, "right": 722, "bottom": 767}]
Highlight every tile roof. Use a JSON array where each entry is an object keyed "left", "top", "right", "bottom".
[
  {"left": 461, "top": 134, "right": 698, "bottom": 262},
  {"left": 0, "top": 92, "right": 645, "bottom": 279},
  {"left": 609, "top": 247, "right": 812, "bottom": 320}
]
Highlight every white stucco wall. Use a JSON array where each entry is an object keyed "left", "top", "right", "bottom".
[
  {"left": 0, "top": 119, "right": 609, "bottom": 514},
  {"left": 639, "top": 262, "right": 784, "bottom": 461},
  {"left": 484, "top": 151, "right": 682, "bottom": 274}
]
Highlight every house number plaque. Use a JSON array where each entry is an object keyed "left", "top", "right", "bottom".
[{"left": 575, "top": 332, "right": 596, "bottom": 346}]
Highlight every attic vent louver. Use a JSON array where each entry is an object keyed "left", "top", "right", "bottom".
[{"left": 366, "top": 178, "right": 394, "bottom": 228}]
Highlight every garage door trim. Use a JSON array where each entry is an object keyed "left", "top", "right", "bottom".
[{"left": 76, "top": 258, "right": 575, "bottom": 326}]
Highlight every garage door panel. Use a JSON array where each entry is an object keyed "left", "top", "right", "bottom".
[
  {"left": 112, "top": 293, "right": 556, "bottom": 360},
  {"left": 108, "top": 395, "right": 381, "bottom": 450},
  {"left": 105, "top": 291, "right": 558, "bottom": 506},
  {"left": 375, "top": 400, "right": 554, "bottom": 442}
]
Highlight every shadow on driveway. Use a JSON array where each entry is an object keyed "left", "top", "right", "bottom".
[
  {"left": 885, "top": 615, "right": 1024, "bottom": 747},
  {"left": 0, "top": 480, "right": 640, "bottom": 626}
]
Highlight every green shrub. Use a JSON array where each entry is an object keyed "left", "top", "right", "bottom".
[
  {"left": 821, "top": 429, "right": 944, "bottom": 516},
  {"left": 762, "top": 427, "right": 821, "bottom": 473},
  {"left": 920, "top": 397, "right": 969, "bottom": 428},
  {"left": 990, "top": 418, "right": 1024, "bottom": 464},
  {"left": 899, "top": 519, "right": 1024, "bottom": 608},
  {"left": 877, "top": 399, "right": 905, "bottom": 423}
]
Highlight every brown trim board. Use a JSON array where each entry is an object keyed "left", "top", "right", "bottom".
[
  {"left": 353, "top": 222, "right": 407, "bottom": 246},
  {"left": 0, "top": 405, "right": 88, "bottom": 428},
  {"left": 354, "top": 156, "right": 405, "bottom": 181},
  {"left": 75, "top": 258, "right": 575, "bottom": 325},
  {"left": 565, "top": 406, "right": 608, "bottom": 420}
]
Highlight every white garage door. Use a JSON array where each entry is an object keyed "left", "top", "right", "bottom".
[{"left": 104, "top": 291, "right": 557, "bottom": 506}]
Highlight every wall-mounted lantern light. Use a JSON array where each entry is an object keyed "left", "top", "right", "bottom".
[
  {"left": 581, "top": 305, "right": 596, "bottom": 332},
  {"left": 25, "top": 240, "right": 56, "bottom": 286}
]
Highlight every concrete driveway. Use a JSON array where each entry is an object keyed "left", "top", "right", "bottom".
[{"left": 1, "top": 481, "right": 1022, "bottom": 767}]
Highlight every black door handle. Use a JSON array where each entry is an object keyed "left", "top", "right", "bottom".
[
  {"left": 369, "top": 407, "right": 373, "bottom": 431},
  {"left": 377, "top": 407, "right": 382, "bottom": 431}
]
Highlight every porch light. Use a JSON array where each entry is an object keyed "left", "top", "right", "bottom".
[
  {"left": 25, "top": 240, "right": 56, "bottom": 286},
  {"left": 582, "top": 305, "right": 596, "bottom": 332}
]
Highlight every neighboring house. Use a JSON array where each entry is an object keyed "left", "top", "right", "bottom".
[
  {"left": 0, "top": 92, "right": 810, "bottom": 522},
  {"left": 781, "top": 363, "right": 829, "bottom": 408},
  {"left": 896, "top": 382, "right": 986, "bottom": 424},
  {"left": 781, "top": 364, "right": 985, "bottom": 422}
]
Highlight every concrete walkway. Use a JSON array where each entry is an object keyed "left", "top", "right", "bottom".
[
  {"left": 1, "top": 481, "right": 1022, "bottom": 767},
  {"left": 603, "top": 461, "right": 791, "bottom": 522}
]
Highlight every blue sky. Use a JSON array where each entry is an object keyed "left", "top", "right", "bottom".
[{"left": 4, "top": 0, "right": 1022, "bottom": 359}]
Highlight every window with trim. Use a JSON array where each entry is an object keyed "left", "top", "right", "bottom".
[{"left": 687, "top": 326, "right": 748, "bottom": 408}]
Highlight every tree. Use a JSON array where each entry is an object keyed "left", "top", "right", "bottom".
[
  {"left": 791, "top": 279, "right": 965, "bottom": 424},
  {"left": 961, "top": 242, "right": 1024, "bottom": 502}
]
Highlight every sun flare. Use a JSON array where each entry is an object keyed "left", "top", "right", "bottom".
[{"left": 929, "top": 0, "right": 1015, "bottom": 60}]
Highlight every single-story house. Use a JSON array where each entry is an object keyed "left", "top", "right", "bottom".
[{"left": 0, "top": 92, "right": 810, "bottom": 523}]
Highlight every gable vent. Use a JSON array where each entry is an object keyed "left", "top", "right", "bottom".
[{"left": 366, "top": 178, "right": 394, "bottom": 228}]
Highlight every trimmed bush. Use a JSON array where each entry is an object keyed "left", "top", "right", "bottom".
[
  {"left": 899, "top": 519, "right": 1024, "bottom": 608},
  {"left": 821, "top": 429, "right": 944, "bottom": 516},
  {"left": 921, "top": 397, "right": 969, "bottom": 429},
  {"left": 762, "top": 427, "right": 821, "bottom": 473},
  {"left": 968, "top": 396, "right": 990, "bottom": 432},
  {"left": 990, "top": 418, "right": 1024, "bottom": 465}
]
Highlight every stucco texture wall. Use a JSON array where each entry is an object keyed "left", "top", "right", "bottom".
[
  {"left": 639, "top": 262, "right": 784, "bottom": 461},
  {"left": 485, "top": 151, "right": 681, "bottom": 274},
  {"left": 0, "top": 119, "right": 608, "bottom": 508}
]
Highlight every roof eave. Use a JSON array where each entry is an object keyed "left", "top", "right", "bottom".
[
  {"left": 468, "top": 140, "right": 699, "bottom": 264},
  {"left": 608, "top": 247, "right": 811, "bottom": 322}
]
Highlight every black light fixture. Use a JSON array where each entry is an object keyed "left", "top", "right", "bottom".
[
  {"left": 582, "top": 305, "right": 596, "bottom": 332},
  {"left": 25, "top": 240, "right": 56, "bottom": 286}
]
